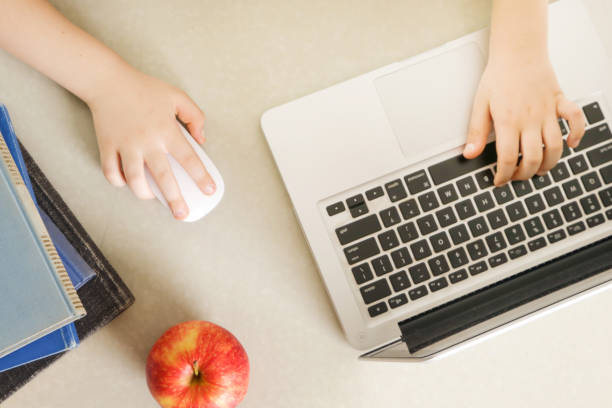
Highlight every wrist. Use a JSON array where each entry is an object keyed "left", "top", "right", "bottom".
[{"left": 81, "top": 54, "right": 136, "bottom": 107}]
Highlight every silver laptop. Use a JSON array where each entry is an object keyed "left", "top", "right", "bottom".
[{"left": 261, "top": 0, "right": 612, "bottom": 360}]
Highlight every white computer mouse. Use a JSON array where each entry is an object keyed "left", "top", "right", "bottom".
[{"left": 145, "top": 125, "right": 224, "bottom": 222}]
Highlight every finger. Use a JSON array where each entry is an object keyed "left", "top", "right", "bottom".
[
  {"left": 121, "top": 150, "right": 154, "bottom": 200},
  {"left": 463, "top": 89, "right": 491, "bottom": 159},
  {"left": 100, "top": 146, "right": 126, "bottom": 187},
  {"left": 145, "top": 152, "right": 189, "bottom": 220},
  {"left": 168, "top": 126, "right": 216, "bottom": 196},
  {"left": 493, "top": 124, "right": 520, "bottom": 186},
  {"left": 513, "top": 128, "right": 543, "bottom": 180},
  {"left": 537, "top": 117, "right": 563, "bottom": 175},
  {"left": 557, "top": 94, "right": 585, "bottom": 148},
  {"left": 176, "top": 92, "right": 205, "bottom": 144}
]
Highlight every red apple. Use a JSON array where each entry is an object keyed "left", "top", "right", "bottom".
[{"left": 146, "top": 321, "right": 249, "bottom": 408}]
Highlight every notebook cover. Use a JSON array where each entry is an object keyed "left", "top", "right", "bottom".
[{"left": 0, "top": 143, "right": 135, "bottom": 403}]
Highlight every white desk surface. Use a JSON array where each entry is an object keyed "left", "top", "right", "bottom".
[{"left": 2, "top": 1, "right": 611, "bottom": 407}]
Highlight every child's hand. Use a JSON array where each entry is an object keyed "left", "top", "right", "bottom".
[{"left": 87, "top": 68, "right": 216, "bottom": 220}]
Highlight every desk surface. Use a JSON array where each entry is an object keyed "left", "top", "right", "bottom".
[{"left": 2, "top": 1, "right": 611, "bottom": 407}]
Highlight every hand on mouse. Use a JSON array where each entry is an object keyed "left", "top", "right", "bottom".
[
  {"left": 462, "top": 0, "right": 585, "bottom": 186},
  {"left": 87, "top": 67, "right": 216, "bottom": 220}
]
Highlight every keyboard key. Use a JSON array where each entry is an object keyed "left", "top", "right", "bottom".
[
  {"left": 410, "top": 240, "right": 432, "bottom": 261},
  {"left": 416, "top": 214, "right": 438, "bottom": 235},
  {"left": 488, "top": 253, "right": 508, "bottom": 268},
  {"left": 532, "top": 174, "right": 552, "bottom": 189},
  {"left": 378, "top": 230, "right": 400, "bottom": 251},
  {"left": 607, "top": 209, "right": 612, "bottom": 219},
  {"left": 388, "top": 294, "right": 408, "bottom": 309},
  {"left": 366, "top": 186, "right": 384, "bottom": 201},
  {"left": 437, "top": 184, "right": 459, "bottom": 204},
  {"left": 404, "top": 170, "right": 432, "bottom": 195},
  {"left": 547, "top": 229, "right": 567, "bottom": 244},
  {"left": 398, "top": 199, "right": 420, "bottom": 220},
  {"left": 352, "top": 263, "right": 374, "bottom": 285},
  {"left": 428, "top": 277, "right": 449, "bottom": 292},
  {"left": 474, "top": 191, "right": 495, "bottom": 212},
  {"left": 561, "top": 202, "right": 582, "bottom": 222},
  {"left": 528, "top": 237, "right": 547, "bottom": 252},
  {"left": 408, "top": 285, "right": 428, "bottom": 301},
  {"left": 326, "top": 201, "right": 345, "bottom": 216},
  {"left": 350, "top": 203, "right": 369, "bottom": 218},
  {"left": 475, "top": 169, "right": 495, "bottom": 189},
  {"left": 397, "top": 222, "right": 419, "bottom": 243},
  {"left": 586, "top": 141, "right": 612, "bottom": 167},
  {"left": 493, "top": 184, "right": 514, "bottom": 205},
  {"left": 525, "top": 193, "right": 546, "bottom": 214},
  {"left": 562, "top": 179, "right": 583, "bottom": 199},
  {"left": 457, "top": 176, "right": 478, "bottom": 197},
  {"left": 435, "top": 207, "right": 457, "bottom": 228},
  {"left": 389, "top": 270, "right": 411, "bottom": 291},
  {"left": 562, "top": 140, "right": 571, "bottom": 158},
  {"left": 559, "top": 118, "right": 568, "bottom": 136},
  {"left": 567, "top": 221, "right": 586, "bottom": 236},
  {"left": 430, "top": 231, "right": 451, "bottom": 253},
  {"left": 504, "top": 225, "right": 527, "bottom": 246},
  {"left": 385, "top": 179, "right": 407, "bottom": 202},
  {"left": 581, "top": 171, "right": 602, "bottom": 192},
  {"left": 512, "top": 180, "right": 533, "bottom": 197},
  {"left": 390, "top": 247, "right": 412, "bottom": 268},
  {"left": 506, "top": 201, "right": 528, "bottom": 222},
  {"left": 508, "top": 245, "right": 528, "bottom": 259},
  {"left": 448, "top": 247, "right": 469, "bottom": 268},
  {"left": 408, "top": 263, "right": 430, "bottom": 284},
  {"left": 574, "top": 123, "right": 611, "bottom": 152},
  {"left": 449, "top": 269, "right": 469, "bottom": 284},
  {"left": 428, "top": 255, "right": 450, "bottom": 276},
  {"left": 468, "top": 216, "right": 489, "bottom": 237},
  {"left": 601, "top": 164, "right": 612, "bottom": 184},
  {"left": 371, "top": 255, "right": 393, "bottom": 276},
  {"left": 380, "top": 207, "right": 402, "bottom": 227},
  {"left": 368, "top": 302, "right": 388, "bottom": 317},
  {"left": 542, "top": 208, "right": 564, "bottom": 230},
  {"left": 467, "top": 239, "right": 488, "bottom": 260},
  {"left": 486, "top": 208, "right": 508, "bottom": 230},
  {"left": 336, "top": 214, "right": 382, "bottom": 245},
  {"left": 586, "top": 213, "right": 605, "bottom": 228},
  {"left": 469, "top": 261, "right": 488, "bottom": 276},
  {"left": 485, "top": 232, "right": 507, "bottom": 253},
  {"left": 418, "top": 191, "right": 440, "bottom": 212},
  {"left": 551, "top": 162, "right": 570, "bottom": 182},
  {"left": 449, "top": 224, "right": 470, "bottom": 245},
  {"left": 523, "top": 216, "right": 545, "bottom": 237},
  {"left": 346, "top": 194, "right": 365, "bottom": 208},
  {"left": 583, "top": 102, "right": 605, "bottom": 124},
  {"left": 360, "top": 279, "right": 391, "bottom": 304},
  {"left": 579, "top": 194, "right": 601, "bottom": 215},
  {"left": 455, "top": 199, "right": 476, "bottom": 220},
  {"left": 599, "top": 186, "right": 612, "bottom": 207},
  {"left": 568, "top": 155, "right": 589, "bottom": 175},
  {"left": 344, "top": 237, "right": 380, "bottom": 265},
  {"left": 428, "top": 141, "right": 497, "bottom": 185},
  {"left": 543, "top": 186, "right": 564, "bottom": 206}
]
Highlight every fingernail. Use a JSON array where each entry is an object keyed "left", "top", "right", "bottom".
[
  {"left": 463, "top": 143, "right": 476, "bottom": 155},
  {"left": 173, "top": 205, "right": 187, "bottom": 219},
  {"left": 204, "top": 184, "right": 216, "bottom": 195}
]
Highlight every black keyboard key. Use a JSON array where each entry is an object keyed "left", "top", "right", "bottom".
[
  {"left": 559, "top": 118, "right": 568, "bottom": 136},
  {"left": 388, "top": 294, "right": 408, "bottom": 309},
  {"left": 390, "top": 247, "right": 412, "bottom": 269},
  {"left": 562, "top": 179, "right": 583, "bottom": 199},
  {"left": 467, "top": 239, "right": 488, "bottom": 261},
  {"left": 398, "top": 199, "right": 420, "bottom": 220},
  {"left": 455, "top": 199, "right": 476, "bottom": 220},
  {"left": 468, "top": 216, "right": 489, "bottom": 237},
  {"left": 389, "top": 270, "right": 411, "bottom": 292},
  {"left": 449, "top": 224, "right": 470, "bottom": 245},
  {"left": 562, "top": 139, "right": 571, "bottom": 158},
  {"left": 586, "top": 141, "right": 612, "bottom": 167},
  {"left": 574, "top": 123, "right": 611, "bottom": 152},
  {"left": 405, "top": 170, "right": 432, "bottom": 195},
  {"left": 457, "top": 176, "right": 478, "bottom": 197},
  {"left": 437, "top": 184, "right": 459, "bottom": 204},
  {"left": 352, "top": 263, "right": 374, "bottom": 285},
  {"left": 568, "top": 155, "right": 589, "bottom": 174},
  {"left": 346, "top": 194, "right": 365, "bottom": 208},
  {"left": 542, "top": 208, "right": 564, "bottom": 230},
  {"left": 486, "top": 208, "right": 508, "bottom": 230},
  {"left": 579, "top": 194, "right": 601, "bottom": 215},
  {"left": 583, "top": 102, "right": 605, "bottom": 124},
  {"left": 543, "top": 186, "right": 564, "bottom": 206},
  {"left": 428, "top": 277, "right": 449, "bottom": 292},
  {"left": 512, "top": 180, "right": 533, "bottom": 197},
  {"left": 380, "top": 207, "right": 402, "bottom": 227},
  {"left": 449, "top": 269, "right": 469, "bottom": 284},
  {"left": 551, "top": 161, "right": 570, "bottom": 182},
  {"left": 448, "top": 247, "right": 469, "bottom": 268},
  {"left": 599, "top": 186, "right": 612, "bottom": 207},
  {"left": 581, "top": 171, "right": 602, "bottom": 192},
  {"left": 430, "top": 231, "right": 451, "bottom": 253},
  {"left": 409, "top": 263, "right": 430, "bottom": 284},
  {"left": 607, "top": 209, "right": 612, "bottom": 219},
  {"left": 366, "top": 186, "right": 384, "bottom": 201},
  {"left": 416, "top": 214, "right": 438, "bottom": 235},
  {"left": 485, "top": 232, "right": 507, "bottom": 253},
  {"left": 474, "top": 191, "right": 495, "bottom": 212},
  {"left": 435, "top": 207, "right": 457, "bottom": 228},
  {"left": 523, "top": 216, "right": 545, "bottom": 237},
  {"left": 532, "top": 174, "right": 552, "bottom": 190},
  {"left": 567, "top": 221, "right": 586, "bottom": 236},
  {"left": 371, "top": 255, "right": 393, "bottom": 276},
  {"left": 561, "top": 202, "right": 582, "bottom": 222},
  {"left": 385, "top": 179, "right": 407, "bottom": 202},
  {"left": 493, "top": 184, "right": 514, "bottom": 205},
  {"left": 368, "top": 302, "right": 388, "bottom": 317},
  {"left": 528, "top": 237, "right": 547, "bottom": 252},
  {"left": 586, "top": 213, "right": 605, "bottom": 228},
  {"left": 360, "top": 279, "right": 391, "bottom": 304},
  {"left": 336, "top": 214, "right": 382, "bottom": 245},
  {"left": 397, "top": 222, "right": 419, "bottom": 243},
  {"left": 344, "top": 237, "right": 380, "bottom": 265},
  {"left": 547, "top": 229, "right": 567, "bottom": 244},
  {"left": 504, "top": 225, "right": 526, "bottom": 246},
  {"left": 408, "top": 285, "right": 428, "bottom": 301},
  {"left": 508, "top": 245, "right": 528, "bottom": 259},
  {"left": 327, "top": 201, "right": 345, "bottom": 216},
  {"left": 428, "top": 141, "right": 497, "bottom": 185},
  {"left": 378, "top": 230, "right": 400, "bottom": 251},
  {"left": 428, "top": 255, "right": 450, "bottom": 276},
  {"left": 418, "top": 191, "right": 440, "bottom": 212},
  {"left": 475, "top": 169, "right": 495, "bottom": 189},
  {"left": 525, "top": 193, "right": 546, "bottom": 214},
  {"left": 488, "top": 253, "right": 508, "bottom": 268},
  {"left": 350, "top": 203, "right": 369, "bottom": 218},
  {"left": 601, "top": 164, "right": 612, "bottom": 184},
  {"left": 506, "top": 201, "right": 528, "bottom": 222},
  {"left": 410, "top": 240, "right": 432, "bottom": 261},
  {"left": 469, "top": 261, "right": 488, "bottom": 276}
]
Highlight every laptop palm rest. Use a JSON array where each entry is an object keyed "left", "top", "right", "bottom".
[{"left": 374, "top": 42, "right": 486, "bottom": 164}]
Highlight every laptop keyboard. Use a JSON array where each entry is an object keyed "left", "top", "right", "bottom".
[{"left": 323, "top": 99, "right": 612, "bottom": 320}]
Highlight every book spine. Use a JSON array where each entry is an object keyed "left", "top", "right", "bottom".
[{"left": 0, "top": 133, "right": 85, "bottom": 317}]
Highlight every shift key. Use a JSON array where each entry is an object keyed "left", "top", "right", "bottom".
[
  {"left": 574, "top": 124, "right": 611, "bottom": 152},
  {"left": 587, "top": 142, "right": 612, "bottom": 167},
  {"left": 335, "top": 214, "right": 382, "bottom": 245},
  {"left": 344, "top": 237, "right": 380, "bottom": 265}
]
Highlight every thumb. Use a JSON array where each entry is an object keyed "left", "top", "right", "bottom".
[
  {"left": 463, "top": 92, "right": 491, "bottom": 159},
  {"left": 176, "top": 92, "right": 206, "bottom": 144}
]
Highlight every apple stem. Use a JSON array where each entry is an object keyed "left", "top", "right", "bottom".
[{"left": 193, "top": 360, "right": 199, "bottom": 377}]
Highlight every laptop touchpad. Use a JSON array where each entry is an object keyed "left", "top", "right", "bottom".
[{"left": 374, "top": 42, "right": 485, "bottom": 163}]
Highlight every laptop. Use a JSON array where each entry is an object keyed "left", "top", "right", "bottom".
[{"left": 261, "top": 0, "right": 612, "bottom": 360}]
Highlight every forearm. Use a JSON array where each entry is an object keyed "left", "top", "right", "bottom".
[{"left": 0, "top": 0, "right": 131, "bottom": 104}]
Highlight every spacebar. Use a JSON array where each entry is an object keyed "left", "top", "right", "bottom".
[{"left": 428, "top": 141, "right": 497, "bottom": 185}]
